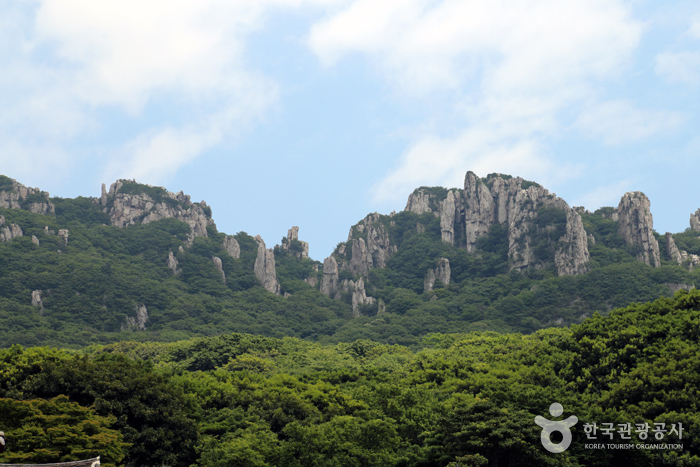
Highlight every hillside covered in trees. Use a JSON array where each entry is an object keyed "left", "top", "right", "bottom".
[
  {"left": 1, "top": 291, "right": 699, "bottom": 466},
  {"left": 1, "top": 171, "right": 699, "bottom": 348}
]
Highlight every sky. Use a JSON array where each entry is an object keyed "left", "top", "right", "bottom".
[{"left": 1, "top": 0, "right": 699, "bottom": 260}]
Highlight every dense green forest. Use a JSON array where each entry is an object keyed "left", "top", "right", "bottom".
[
  {"left": 2, "top": 291, "right": 699, "bottom": 466},
  {"left": 1, "top": 178, "right": 699, "bottom": 348}
]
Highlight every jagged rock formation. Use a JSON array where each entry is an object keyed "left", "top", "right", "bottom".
[
  {"left": 122, "top": 304, "right": 148, "bottom": 331},
  {"left": 345, "top": 277, "right": 375, "bottom": 317},
  {"left": 254, "top": 235, "right": 280, "bottom": 295},
  {"left": 405, "top": 189, "right": 433, "bottom": 214},
  {"left": 424, "top": 258, "right": 451, "bottom": 292},
  {"left": 340, "top": 213, "right": 397, "bottom": 276},
  {"left": 0, "top": 177, "right": 55, "bottom": 214},
  {"left": 440, "top": 191, "right": 458, "bottom": 245},
  {"left": 691, "top": 209, "right": 700, "bottom": 232},
  {"left": 167, "top": 251, "right": 181, "bottom": 275},
  {"left": 101, "top": 179, "right": 215, "bottom": 244},
  {"left": 666, "top": 233, "right": 682, "bottom": 265},
  {"left": 554, "top": 210, "right": 590, "bottom": 276},
  {"left": 435, "top": 258, "right": 451, "bottom": 287},
  {"left": 212, "top": 256, "right": 225, "bottom": 284},
  {"left": 320, "top": 256, "right": 339, "bottom": 297},
  {"left": 280, "top": 226, "right": 309, "bottom": 259},
  {"left": 405, "top": 172, "right": 590, "bottom": 275},
  {"left": 224, "top": 235, "right": 240, "bottom": 259},
  {"left": 0, "top": 215, "right": 23, "bottom": 242},
  {"left": 31, "top": 289, "right": 44, "bottom": 314},
  {"left": 31, "top": 235, "right": 40, "bottom": 245},
  {"left": 680, "top": 251, "right": 700, "bottom": 271},
  {"left": 617, "top": 192, "right": 661, "bottom": 267}
]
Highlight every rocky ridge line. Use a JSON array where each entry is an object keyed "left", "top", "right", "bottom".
[{"left": 101, "top": 180, "right": 215, "bottom": 245}]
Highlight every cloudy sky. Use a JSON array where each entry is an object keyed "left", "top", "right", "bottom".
[{"left": 2, "top": 0, "right": 699, "bottom": 259}]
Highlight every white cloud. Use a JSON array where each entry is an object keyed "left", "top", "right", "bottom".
[
  {"left": 655, "top": 51, "right": 700, "bottom": 85},
  {"left": 0, "top": 0, "right": 337, "bottom": 185},
  {"left": 573, "top": 100, "right": 685, "bottom": 145},
  {"left": 689, "top": 18, "right": 700, "bottom": 39},
  {"left": 310, "top": 0, "right": 643, "bottom": 200}
]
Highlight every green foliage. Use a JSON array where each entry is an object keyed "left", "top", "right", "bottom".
[
  {"left": 0, "top": 396, "right": 128, "bottom": 467},
  {"left": 53, "top": 197, "right": 110, "bottom": 226},
  {"left": 0, "top": 175, "right": 15, "bottom": 192}
]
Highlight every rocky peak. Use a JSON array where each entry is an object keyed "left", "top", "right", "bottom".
[
  {"left": 280, "top": 226, "right": 309, "bottom": 259},
  {"left": 0, "top": 176, "right": 55, "bottom": 215},
  {"left": 338, "top": 212, "right": 397, "bottom": 276},
  {"left": 414, "top": 171, "right": 589, "bottom": 275},
  {"left": 101, "top": 179, "right": 215, "bottom": 244},
  {"left": 617, "top": 192, "right": 661, "bottom": 267},
  {"left": 254, "top": 235, "right": 280, "bottom": 295},
  {"left": 691, "top": 209, "right": 700, "bottom": 232},
  {"left": 405, "top": 189, "right": 435, "bottom": 214}
]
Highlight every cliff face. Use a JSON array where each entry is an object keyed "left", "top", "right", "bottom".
[
  {"left": 617, "top": 192, "right": 661, "bottom": 267},
  {"left": 0, "top": 177, "right": 54, "bottom": 215},
  {"left": 254, "top": 235, "right": 281, "bottom": 295},
  {"left": 405, "top": 172, "right": 590, "bottom": 276},
  {"left": 337, "top": 212, "right": 397, "bottom": 277},
  {"left": 101, "top": 180, "right": 215, "bottom": 244}
]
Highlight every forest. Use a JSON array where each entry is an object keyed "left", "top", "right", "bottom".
[
  {"left": 2, "top": 177, "right": 700, "bottom": 466},
  {"left": 1, "top": 290, "right": 699, "bottom": 466}
]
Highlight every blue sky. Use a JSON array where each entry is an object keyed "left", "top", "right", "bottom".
[{"left": 1, "top": 0, "right": 699, "bottom": 260}]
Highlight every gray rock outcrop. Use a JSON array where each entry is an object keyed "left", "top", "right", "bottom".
[
  {"left": 0, "top": 215, "right": 23, "bottom": 242},
  {"left": 224, "top": 236, "right": 240, "bottom": 259},
  {"left": 435, "top": 258, "right": 451, "bottom": 287},
  {"left": 342, "top": 213, "right": 397, "bottom": 276},
  {"left": 102, "top": 179, "right": 215, "bottom": 244},
  {"left": 212, "top": 256, "right": 225, "bottom": 284},
  {"left": 0, "top": 178, "right": 55, "bottom": 215},
  {"left": 439, "top": 191, "right": 458, "bottom": 245},
  {"left": 58, "top": 229, "right": 69, "bottom": 245},
  {"left": 320, "top": 256, "right": 340, "bottom": 297},
  {"left": 691, "top": 209, "right": 700, "bottom": 232},
  {"left": 31, "top": 290, "right": 44, "bottom": 314},
  {"left": 122, "top": 304, "right": 149, "bottom": 331},
  {"left": 167, "top": 251, "right": 181, "bottom": 275},
  {"left": 280, "top": 226, "right": 309, "bottom": 259},
  {"left": 617, "top": 192, "right": 661, "bottom": 267},
  {"left": 554, "top": 210, "right": 590, "bottom": 276},
  {"left": 423, "top": 269, "right": 436, "bottom": 292},
  {"left": 31, "top": 235, "right": 40, "bottom": 245},
  {"left": 415, "top": 171, "right": 590, "bottom": 275},
  {"left": 424, "top": 258, "right": 451, "bottom": 292},
  {"left": 345, "top": 277, "right": 375, "bottom": 317},
  {"left": 666, "top": 233, "right": 682, "bottom": 265},
  {"left": 405, "top": 189, "right": 434, "bottom": 214},
  {"left": 254, "top": 235, "right": 280, "bottom": 295}
]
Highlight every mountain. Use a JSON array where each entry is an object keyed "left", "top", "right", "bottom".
[{"left": 1, "top": 171, "right": 699, "bottom": 348}]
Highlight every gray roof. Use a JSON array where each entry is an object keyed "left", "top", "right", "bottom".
[{"left": 0, "top": 457, "right": 99, "bottom": 467}]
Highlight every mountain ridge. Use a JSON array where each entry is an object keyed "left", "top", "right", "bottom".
[{"left": 1, "top": 170, "right": 699, "bottom": 348}]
